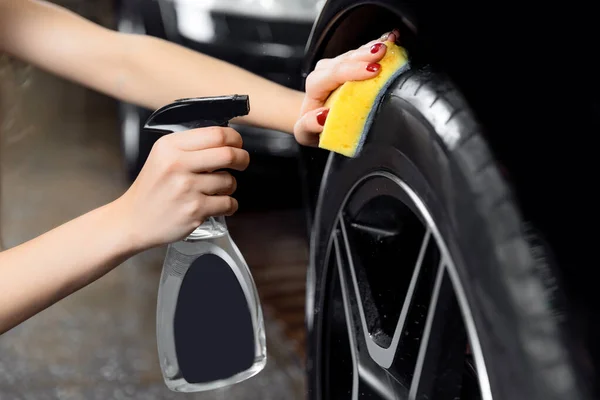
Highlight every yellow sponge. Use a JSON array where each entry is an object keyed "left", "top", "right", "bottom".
[{"left": 318, "top": 41, "right": 410, "bottom": 157}]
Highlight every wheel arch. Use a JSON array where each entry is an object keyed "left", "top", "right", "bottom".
[
  {"left": 302, "top": 1, "right": 417, "bottom": 77},
  {"left": 298, "top": 1, "right": 421, "bottom": 229}
]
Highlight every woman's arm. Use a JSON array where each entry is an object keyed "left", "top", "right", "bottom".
[
  {"left": 0, "top": 126, "right": 250, "bottom": 333},
  {"left": 116, "top": 35, "right": 305, "bottom": 133},
  {"left": 0, "top": 0, "right": 395, "bottom": 138},
  {"left": 0, "top": 201, "right": 135, "bottom": 333},
  {"left": 0, "top": 0, "right": 303, "bottom": 133}
]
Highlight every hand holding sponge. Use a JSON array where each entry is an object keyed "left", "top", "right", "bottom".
[{"left": 318, "top": 41, "right": 410, "bottom": 157}]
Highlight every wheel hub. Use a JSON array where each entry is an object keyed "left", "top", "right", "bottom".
[{"left": 320, "top": 171, "right": 491, "bottom": 400}]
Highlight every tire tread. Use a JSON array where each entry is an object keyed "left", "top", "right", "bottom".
[{"left": 389, "top": 68, "right": 587, "bottom": 400}]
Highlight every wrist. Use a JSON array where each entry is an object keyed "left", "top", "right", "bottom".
[
  {"left": 105, "top": 196, "right": 148, "bottom": 256},
  {"left": 286, "top": 89, "right": 305, "bottom": 133}
]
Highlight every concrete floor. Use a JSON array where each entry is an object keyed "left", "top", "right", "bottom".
[{"left": 0, "top": 45, "right": 307, "bottom": 399}]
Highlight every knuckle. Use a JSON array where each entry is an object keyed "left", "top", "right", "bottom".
[
  {"left": 154, "top": 135, "right": 170, "bottom": 147},
  {"left": 315, "top": 59, "right": 329, "bottom": 69},
  {"left": 191, "top": 219, "right": 205, "bottom": 229},
  {"left": 153, "top": 137, "right": 179, "bottom": 170},
  {"left": 174, "top": 174, "right": 193, "bottom": 193},
  {"left": 191, "top": 198, "right": 206, "bottom": 219},
  {"left": 226, "top": 174, "right": 237, "bottom": 192},
  {"left": 165, "top": 160, "right": 181, "bottom": 175},
  {"left": 167, "top": 153, "right": 184, "bottom": 173},
  {"left": 305, "top": 73, "right": 318, "bottom": 92},
  {"left": 324, "top": 63, "right": 341, "bottom": 84},
  {"left": 152, "top": 136, "right": 171, "bottom": 156},
  {"left": 294, "top": 132, "right": 309, "bottom": 147},
  {"left": 186, "top": 202, "right": 198, "bottom": 219},
  {"left": 226, "top": 196, "right": 238, "bottom": 213},
  {"left": 230, "top": 128, "right": 243, "bottom": 148},
  {"left": 293, "top": 120, "right": 305, "bottom": 140},
  {"left": 212, "top": 127, "right": 229, "bottom": 146},
  {"left": 331, "top": 61, "right": 344, "bottom": 76},
  {"left": 343, "top": 49, "right": 357, "bottom": 59},
  {"left": 221, "top": 147, "right": 237, "bottom": 165},
  {"left": 239, "top": 149, "right": 250, "bottom": 169}
]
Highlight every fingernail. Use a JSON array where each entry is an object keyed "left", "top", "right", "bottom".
[
  {"left": 316, "top": 109, "right": 329, "bottom": 126},
  {"left": 370, "top": 42, "right": 386, "bottom": 54},
  {"left": 366, "top": 63, "right": 381, "bottom": 72},
  {"left": 386, "top": 28, "right": 400, "bottom": 43}
]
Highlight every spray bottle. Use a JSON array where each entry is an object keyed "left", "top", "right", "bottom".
[{"left": 143, "top": 95, "right": 266, "bottom": 393}]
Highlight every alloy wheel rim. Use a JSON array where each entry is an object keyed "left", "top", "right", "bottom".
[{"left": 319, "top": 171, "right": 492, "bottom": 400}]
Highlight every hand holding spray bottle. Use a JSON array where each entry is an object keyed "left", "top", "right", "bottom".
[{"left": 143, "top": 95, "right": 266, "bottom": 393}]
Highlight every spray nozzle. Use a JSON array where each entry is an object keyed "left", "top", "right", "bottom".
[{"left": 143, "top": 94, "right": 250, "bottom": 134}]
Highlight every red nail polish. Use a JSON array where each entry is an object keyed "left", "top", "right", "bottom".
[
  {"left": 370, "top": 42, "right": 385, "bottom": 54},
  {"left": 366, "top": 63, "right": 381, "bottom": 72},
  {"left": 316, "top": 109, "right": 329, "bottom": 126}
]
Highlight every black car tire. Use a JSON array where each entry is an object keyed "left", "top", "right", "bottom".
[{"left": 306, "top": 67, "right": 590, "bottom": 400}]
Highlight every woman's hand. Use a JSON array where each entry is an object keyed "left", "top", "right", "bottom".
[
  {"left": 293, "top": 29, "right": 400, "bottom": 147},
  {"left": 114, "top": 127, "right": 249, "bottom": 251}
]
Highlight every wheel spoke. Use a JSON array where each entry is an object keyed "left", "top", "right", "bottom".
[
  {"left": 334, "top": 231, "right": 400, "bottom": 400},
  {"left": 340, "top": 215, "right": 433, "bottom": 370},
  {"left": 335, "top": 217, "right": 376, "bottom": 352},
  {"left": 334, "top": 219, "right": 369, "bottom": 352},
  {"left": 408, "top": 262, "right": 467, "bottom": 400},
  {"left": 386, "top": 229, "right": 432, "bottom": 360}
]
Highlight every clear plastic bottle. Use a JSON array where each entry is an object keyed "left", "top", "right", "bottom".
[
  {"left": 144, "top": 94, "right": 265, "bottom": 392},
  {"left": 156, "top": 216, "right": 267, "bottom": 392}
]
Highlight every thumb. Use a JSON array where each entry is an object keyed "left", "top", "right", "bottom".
[{"left": 293, "top": 107, "right": 329, "bottom": 147}]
